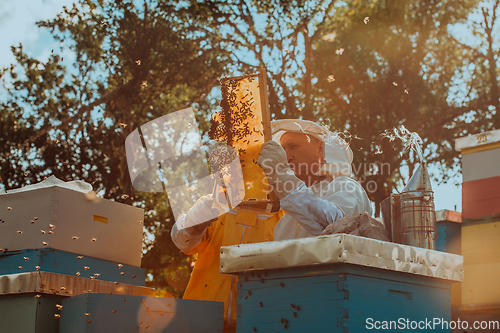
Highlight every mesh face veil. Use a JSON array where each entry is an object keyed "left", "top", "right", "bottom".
[{"left": 271, "top": 119, "right": 353, "bottom": 177}]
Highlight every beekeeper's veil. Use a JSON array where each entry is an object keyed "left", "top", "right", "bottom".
[{"left": 271, "top": 119, "right": 353, "bottom": 177}]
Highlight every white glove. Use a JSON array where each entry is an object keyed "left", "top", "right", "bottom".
[
  {"left": 183, "top": 197, "right": 220, "bottom": 235},
  {"left": 257, "top": 141, "right": 303, "bottom": 200}
]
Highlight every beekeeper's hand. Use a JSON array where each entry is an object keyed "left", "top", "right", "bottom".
[
  {"left": 184, "top": 197, "right": 220, "bottom": 235},
  {"left": 257, "top": 141, "right": 303, "bottom": 199}
]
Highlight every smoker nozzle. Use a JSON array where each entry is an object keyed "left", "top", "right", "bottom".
[{"left": 402, "top": 162, "right": 432, "bottom": 193}]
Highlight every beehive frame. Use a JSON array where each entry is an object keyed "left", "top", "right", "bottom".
[{"left": 209, "top": 68, "right": 279, "bottom": 212}]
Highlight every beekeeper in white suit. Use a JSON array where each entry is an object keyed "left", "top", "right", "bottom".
[{"left": 257, "top": 119, "right": 372, "bottom": 240}]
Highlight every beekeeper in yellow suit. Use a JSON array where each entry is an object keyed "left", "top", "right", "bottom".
[{"left": 171, "top": 178, "right": 284, "bottom": 332}]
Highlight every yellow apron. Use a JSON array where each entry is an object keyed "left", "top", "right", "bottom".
[{"left": 182, "top": 208, "right": 284, "bottom": 332}]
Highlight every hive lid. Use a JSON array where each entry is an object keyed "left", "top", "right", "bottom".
[
  {"left": 0, "top": 176, "right": 92, "bottom": 195},
  {"left": 436, "top": 209, "right": 462, "bottom": 223},
  {"left": 455, "top": 129, "right": 500, "bottom": 152},
  {"left": 0, "top": 271, "right": 156, "bottom": 297},
  {"left": 220, "top": 234, "right": 463, "bottom": 282}
]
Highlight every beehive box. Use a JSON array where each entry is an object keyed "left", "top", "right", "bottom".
[
  {"left": 221, "top": 234, "right": 463, "bottom": 332},
  {"left": 460, "top": 220, "right": 500, "bottom": 307},
  {"left": 456, "top": 129, "right": 500, "bottom": 221},
  {"left": 0, "top": 293, "right": 64, "bottom": 333},
  {"left": 0, "top": 271, "right": 155, "bottom": 333},
  {"left": 435, "top": 210, "right": 462, "bottom": 255},
  {"left": 0, "top": 249, "right": 146, "bottom": 286},
  {"left": 0, "top": 271, "right": 155, "bottom": 297},
  {"left": 435, "top": 210, "right": 462, "bottom": 316},
  {"left": 456, "top": 129, "right": 500, "bottom": 318},
  {"left": 0, "top": 277, "right": 155, "bottom": 333},
  {"left": 0, "top": 186, "right": 144, "bottom": 267},
  {"left": 60, "top": 293, "right": 224, "bottom": 333}
]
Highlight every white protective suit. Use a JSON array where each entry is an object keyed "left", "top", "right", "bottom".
[{"left": 270, "top": 119, "right": 373, "bottom": 240}]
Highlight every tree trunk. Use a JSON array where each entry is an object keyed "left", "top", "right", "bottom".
[{"left": 483, "top": 1, "right": 500, "bottom": 128}]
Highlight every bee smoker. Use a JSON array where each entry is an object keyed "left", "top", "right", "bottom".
[{"left": 381, "top": 162, "right": 437, "bottom": 249}]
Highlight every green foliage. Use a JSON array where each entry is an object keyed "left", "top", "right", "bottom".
[
  {"left": 309, "top": 0, "right": 484, "bottom": 211},
  {"left": 189, "top": 0, "right": 498, "bottom": 215},
  {"left": 0, "top": 0, "right": 230, "bottom": 298},
  {"left": 1, "top": 0, "right": 499, "bottom": 297}
]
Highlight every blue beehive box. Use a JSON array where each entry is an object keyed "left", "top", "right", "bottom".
[
  {"left": 60, "top": 293, "right": 224, "bottom": 333},
  {"left": 0, "top": 266, "right": 155, "bottom": 333},
  {"left": 0, "top": 273, "right": 156, "bottom": 333},
  {"left": 0, "top": 179, "right": 160, "bottom": 333},
  {"left": 0, "top": 293, "right": 64, "bottom": 333},
  {"left": 435, "top": 210, "right": 462, "bottom": 255},
  {"left": 434, "top": 210, "right": 462, "bottom": 317},
  {"left": 0, "top": 248, "right": 146, "bottom": 286},
  {"left": 220, "top": 234, "right": 464, "bottom": 333}
]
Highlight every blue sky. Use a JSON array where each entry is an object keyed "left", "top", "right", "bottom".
[
  {"left": 0, "top": 0, "right": 465, "bottom": 212},
  {"left": 0, "top": 0, "right": 73, "bottom": 67}
]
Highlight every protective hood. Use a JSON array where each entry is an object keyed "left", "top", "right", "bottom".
[{"left": 271, "top": 119, "right": 353, "bottom": 177}]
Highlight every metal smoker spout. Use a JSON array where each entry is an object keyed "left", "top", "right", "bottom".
[
  {"left": 399, "top": 162, "right": 437, "bottom": 250},
  {"left": 402, "top": 161, "right": 432, "bottom": 193}
]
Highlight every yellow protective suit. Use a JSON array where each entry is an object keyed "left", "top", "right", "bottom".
[{"left": 173, "top": 205, "right": 284, "bottom": 332}]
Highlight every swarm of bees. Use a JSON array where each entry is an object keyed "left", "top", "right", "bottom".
[
  {"left": 211, "top": 79, "right": 254, "bottom": 143},
  {"left": 209, "top": 78, "right": 262, "bottom": 146},
  {"left": 208, "top": 75, "right": 270, "bottom": 202},
  {"left": 209, "top": 146, "right": 239, "bottom": 187}
]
